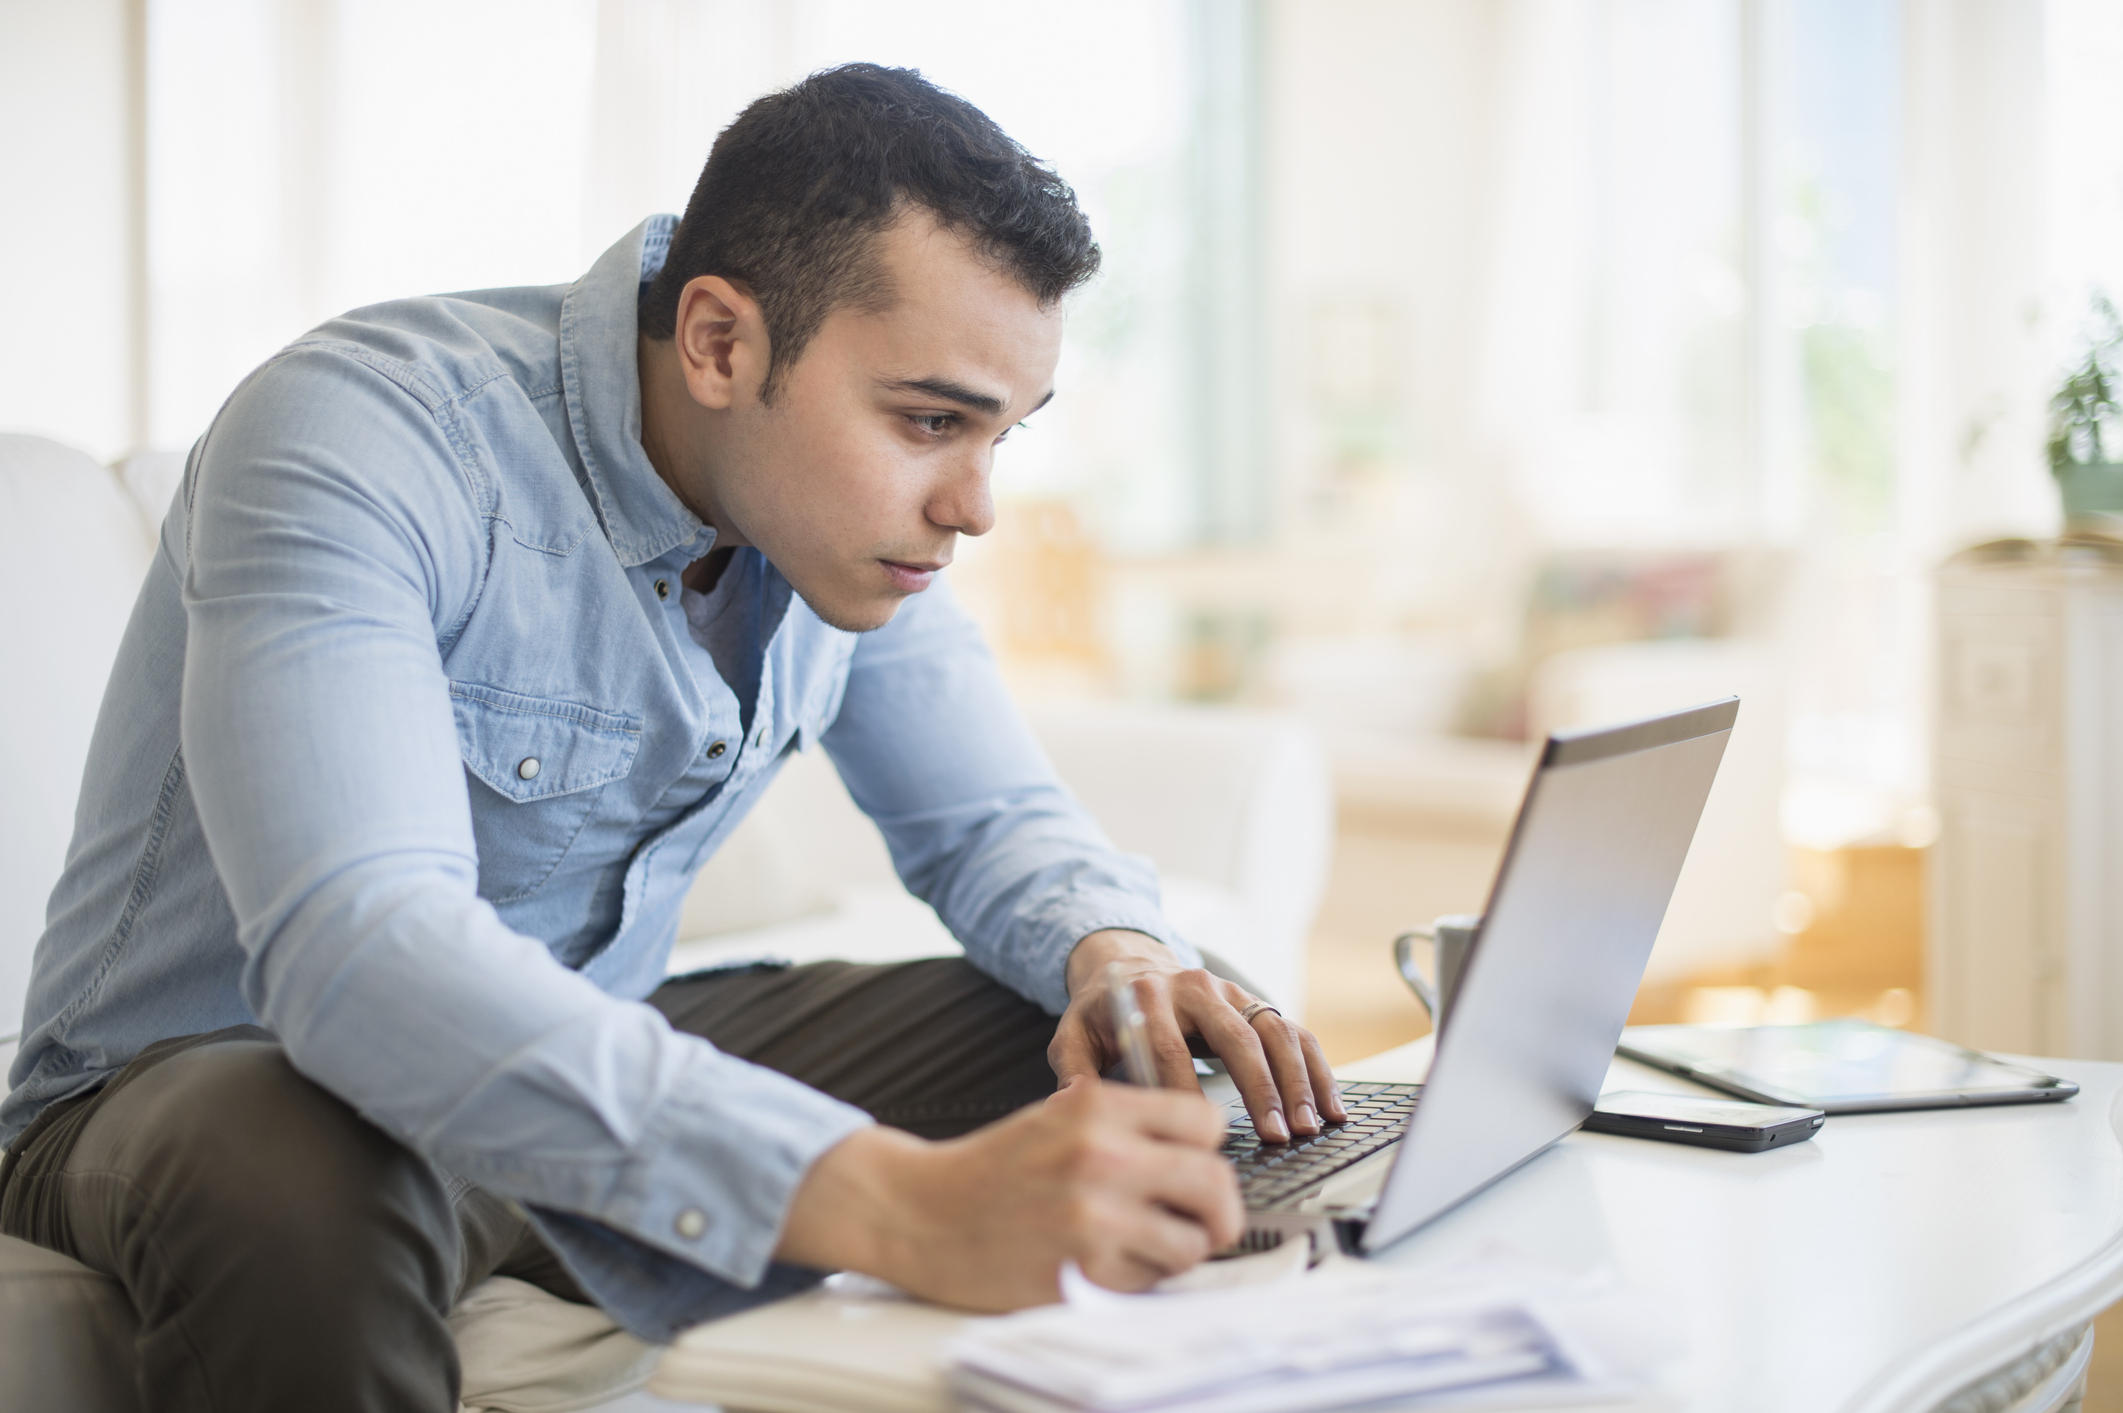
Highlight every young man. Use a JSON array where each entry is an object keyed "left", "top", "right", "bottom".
[{"left": 0, "top": 64, "right": 1342, "bottom": 1410}]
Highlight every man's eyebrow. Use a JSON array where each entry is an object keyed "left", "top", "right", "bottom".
[{"left": 882, "top": 377, "right": 1052, "bottom": 419}]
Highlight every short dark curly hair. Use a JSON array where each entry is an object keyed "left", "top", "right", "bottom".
[{"left": 640, "top": 63, "right": 1102, "bottom": 400}]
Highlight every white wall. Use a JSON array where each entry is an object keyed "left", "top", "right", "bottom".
[{"left": 0, "top": 0, "right": 136, "bottom": 461}]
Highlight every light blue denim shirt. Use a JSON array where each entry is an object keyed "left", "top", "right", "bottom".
[{"left": 3, "top": 216, "right": 1193, "bottom": 1339}]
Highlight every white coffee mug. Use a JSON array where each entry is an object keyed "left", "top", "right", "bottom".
[{"left": 1393, "top": 913, "right": 1482, "bottom": 1028}]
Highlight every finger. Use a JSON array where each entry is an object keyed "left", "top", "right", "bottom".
[
  {"left": 1131, "top": 975, "right": 1206, "bottom": 1092},
  {"left": 1047, "top": 1009, "right": 1109, "bottom": 1091},
  {"left": 1076, "top": 1249, "right": 1168, "bottom": 1294},
  {"left": 1169, "top": 972, "right": 1302, "bottom": 1138},
  {"left": 1110, "top": 1203, "right": 1221, "bottom": 1284},
  {"left": 1066, "top": 1145, "right": 1235, "bottom": 1290},
  {"left": 1137, "top": 1145, "right": 1246, "bottom": 1251},
  {"left": 1101, "top": 1081, "right": 1229, "bottom": 1148},
  {"left": 1297, "top": 1027, "right": 1347, "bottom": 1123},
  {"left": 1044, "top": 1071, "right": 1099, "bottom": 1105},
  {"left": 1249, "top": 1010, "right": 1322, "bottom": 1134},
  {"left": 1080, "top": 1219, "right": 1205, "bottom": 1292},
  {"left": 1185, "top": 990, "right": 1290, "bottom": 1142}
]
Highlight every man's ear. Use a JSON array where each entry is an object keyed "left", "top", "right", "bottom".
[{"left": 674, "top": 275, "right": 770, "bottom": 411}]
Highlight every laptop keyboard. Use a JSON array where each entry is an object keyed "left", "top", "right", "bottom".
[{"left": 1222, "top": 1080, "right": 1423, "bottom": 1209}]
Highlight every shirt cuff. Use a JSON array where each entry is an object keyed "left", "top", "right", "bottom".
[
  {"left": 567, "top": 1038, "right": 873, "bottom": 1300},
  {"left": 526, "top": 1206, "right": 834, "bottom": 1343}
]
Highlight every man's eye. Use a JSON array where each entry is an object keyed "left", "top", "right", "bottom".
[
  {"left": 996, "top": 419, "right": 1029, "bottom": 445},
  {"left": 910, "top": 414, "right": 955, "bottom": 437}
]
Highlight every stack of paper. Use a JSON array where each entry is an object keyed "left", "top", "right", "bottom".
[{"left": 945, "top": 1259, "right": 1675, "bottom": 1413}]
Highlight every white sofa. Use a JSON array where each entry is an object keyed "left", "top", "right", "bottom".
[{"left": 0, "top": 432, "right": 1332, "bottom": 1410}]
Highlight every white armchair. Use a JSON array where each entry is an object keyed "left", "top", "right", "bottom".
[{"left": 0, "top": 435, "right": 165, "bottom": 1071}]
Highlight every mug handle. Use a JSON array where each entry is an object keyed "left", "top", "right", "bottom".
[{"left": 1393, "top": 928, "right": 1440, "bottom": 1021}]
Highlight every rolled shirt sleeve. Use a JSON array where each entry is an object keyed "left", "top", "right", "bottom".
[
  {"left": 821, "top": 579, "right": 1200, "bottom": 1016},
  {"left": 178, "top": 347, "right": 868, "bottom": 1338}
]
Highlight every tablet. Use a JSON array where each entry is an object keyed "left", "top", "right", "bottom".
[{"left": 1617, "top": 1019, "right": 2079, "bottom": 1114}]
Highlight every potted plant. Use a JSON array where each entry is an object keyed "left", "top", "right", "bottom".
[{"left": 2050, "top": 290, "right": 2123, "bottom": 533}]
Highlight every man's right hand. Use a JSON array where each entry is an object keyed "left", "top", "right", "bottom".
[{"left": 773, "top": 1076, "right": 1243, "bottom": 1311}]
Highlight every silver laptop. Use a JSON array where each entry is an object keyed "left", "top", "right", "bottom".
[{"left": 1218, "top": 697, "right": 1738, "bottom": 1254}]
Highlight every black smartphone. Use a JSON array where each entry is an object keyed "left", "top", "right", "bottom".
[{"left": 1582, "top": 1090, "right": 1825, "bottom": 1153}]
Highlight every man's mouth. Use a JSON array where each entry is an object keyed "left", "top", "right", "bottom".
[{"left": 879, "top": 559, "right": 946, "bottom": 593}]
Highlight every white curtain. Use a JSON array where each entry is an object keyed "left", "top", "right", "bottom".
[
  {"left": 132, "top": 0, "right": 1201, "bottom": 561},
  {"left": 1899, "top": 0, "right": 2053, "bottom": 558},
  {"left": 144, "top": 0, "right": 603, "bottom": 450},
  {"left": 0, "top": 0, "right": 139, "bottom": 461}
]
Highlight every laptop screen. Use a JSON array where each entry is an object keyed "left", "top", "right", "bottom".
[{"left": 1363, "top": 698, "right": 1737, "bottom": 1251}]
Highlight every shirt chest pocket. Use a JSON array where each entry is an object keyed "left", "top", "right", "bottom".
[{"left": 450, "top": 682, "right": 642, "bottom": 903}]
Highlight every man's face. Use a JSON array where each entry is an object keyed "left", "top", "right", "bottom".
[{"left": 689, "top": 215, "right": 1063, "bottom": 632}]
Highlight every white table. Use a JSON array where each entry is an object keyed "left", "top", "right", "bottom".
[{"left": 1336, "top": 1038, "right": 2123, "bottom": 1412}]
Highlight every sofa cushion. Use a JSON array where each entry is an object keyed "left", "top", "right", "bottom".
[
  {"left": 1025, "top": 703, "right": 1331, "bottom": 1012},
  {"left": 450, "top": 1275, "right": 657, "bottom": 1413},
  {"left": 0, "top": 1233, "right": 670, "bottom": 1413},
  {"left": 0, "top": 1233, "right": 140, "bottom": 1411},
  {"left": 675, "top": 705, "right": 1332, "bottom": 1015}
]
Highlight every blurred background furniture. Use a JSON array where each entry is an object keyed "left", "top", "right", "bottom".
[
  {"left": 668, "top": 700, "right": 1331, "bottom": 1019},
  {"left": 1275, "top": 547, "right": 1791, "bottom": 1064},
  {"left": 1933, "top": 538, "right": 2123, "bottom": 1060},
  {"left": 0, "top": 431, "right": 1332, "bottom": 1412}
]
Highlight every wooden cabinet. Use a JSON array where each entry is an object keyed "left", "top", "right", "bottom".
[{"left": 1932, "top": 542, "right": 2123, "bottom": 1058}]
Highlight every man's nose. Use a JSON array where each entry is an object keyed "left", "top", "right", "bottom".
[{"left": 929, "top": 451, "right": 996, "bottom": 538}]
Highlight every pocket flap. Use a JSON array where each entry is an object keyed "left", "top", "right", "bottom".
[{"left": 451, "top": 682, "right": 642, "bottom": 801}]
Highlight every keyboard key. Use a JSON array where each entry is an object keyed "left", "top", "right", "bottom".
[{"left": 1231, "top": 1095, "right": 1415, "bottom": 1206}]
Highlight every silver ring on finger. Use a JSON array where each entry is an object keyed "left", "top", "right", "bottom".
[{"left": 1238, "top": 1000, "right": 1280, "bottom": 1026}]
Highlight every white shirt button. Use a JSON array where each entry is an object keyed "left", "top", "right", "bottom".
[
  {"left": 675, "top": 1208, "right": 707, "bottom": 1240},
  {"left": 517, "top": 757, "right": 541, "bottom": 780}
]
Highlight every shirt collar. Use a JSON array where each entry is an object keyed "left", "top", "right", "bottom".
[{"left": 559, "top": 214, "right": 716, "bottom": 569}]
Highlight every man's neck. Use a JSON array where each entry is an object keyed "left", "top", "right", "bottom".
[
  {"left": 636, "top": 333, "right": 698, "bottom": 513},
  {"left": 636, "top": 333, "right": 748, "bottom": 546}
]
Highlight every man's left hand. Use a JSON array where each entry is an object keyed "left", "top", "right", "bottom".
[{"left": 1050, "top": 930, "right": 1346, "bottom": 1144}]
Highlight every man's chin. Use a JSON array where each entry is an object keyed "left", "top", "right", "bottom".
[{"left": 797, "top": 589, "right": 906, "bottom": 634}]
